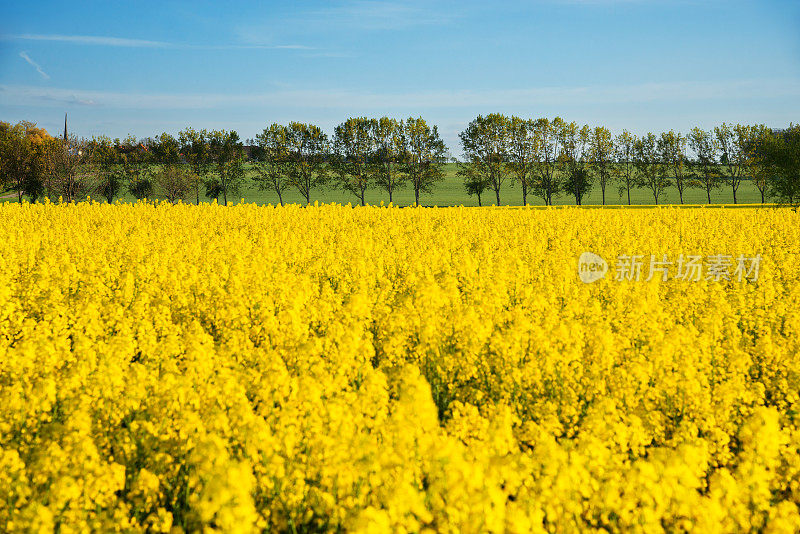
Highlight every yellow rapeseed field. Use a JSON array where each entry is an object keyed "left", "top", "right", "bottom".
[{"left": 1, "top": 201, "right": 799, "bottom": 533}]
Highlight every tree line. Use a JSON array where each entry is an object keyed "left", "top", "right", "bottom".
[
  {"left": 0, "top": 123, "right": 249, "bottom": 205},
  {"left": 251, "top": 118, "right": 447, "bottom": 206},
  {"left": 0, "top": 118, "right": 447, "bottom": 207},
  {"left": 1, "top": 116, "right": 797, "bottom": 206},
  {"left": 459, "top": 115, "right": 799, "bottom": 206}
]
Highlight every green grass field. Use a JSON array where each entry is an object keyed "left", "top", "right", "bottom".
[
  {"left": 235, "top": 164, "right": 769, "bottom": 207},
  {"left": 1, "top": 164, "right": 771, "bottom": 206}
]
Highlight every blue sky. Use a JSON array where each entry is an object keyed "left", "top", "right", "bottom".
[{"left": 1, "top": 0, "right": 798, "bottom": 154}]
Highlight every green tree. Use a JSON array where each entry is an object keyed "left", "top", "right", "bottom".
[
  {"left": 0, "top": 121, "right": 51, "bottom": 203},
  {"left": 615, "top": 130, "right": 637, "bottom": 205},
  {"left": 558, "top": 121, "right": 592, "bottom": 205},
  {"left": 128, "top": 175, "right": 153, "bottom": 200},
  {"left": 179, "top": 128, "right": 211, "bottom": 205},
  {"left": 458, "top": 163, "right": 490, "bottom": 206},
  {"left": 459, "top": 114, "right": 509, "bottom": 205},
  {"left": 635, "top": 133, "right": 669, "bottom": 204},
  {"left": 0, "top": 121, "right": 31, "bottom": 202},
  {"left": 151, "top": 132, "right": 182, "bottom": 166},
  {"left": 588, "top": 126, "right": 614, "bottom": 205},
  {"left": 253, "top": 124, "right": 291, "bottom": 206},
  {"left": 154, "top": 164, "right": 193, "bottom": 203},
  {"left": 119, "top": 136, "right": 153, "bottom": 200},
  {"left": 333, "top": 117, "right": 374, "bottom": 206},
  {"left": 532, "top": 117, "right": 562, "bottom": 206},
  {"left": 747, "top": 125, "right": 773, "bottom": 204},
  {"left": 715, "top": 123, "right": 751, "bottom": 204},
  {"left": 90, "top": 136, "right": 125, "bottom": 203},
  {"left": 658, "top": 130, "right": 692, "bottom": 204},
  {"left": 759, "top": 124, "right": 800, "bottom": 205},
  {"left": 207, "top": 130, "right": 245, "bottom": 205},
  {"left": 402, "top": 117, "right": 447, "bottom": 206},
  {"left": 562, "top": 167, "right": 592, "bottom": 205},
  {"left": 23, "top": 136, "right": 49, "bottom": 203},
  {"left": 372, "top": 117, "right": 405, "bottom": 204},
  {"left": 506, "top": 116, "right": 538, "bottom": 206},
  {"left": 688, "top": 127, "right": 722, "bottom": 204},
  {"left": 286, "top": 122, "right": 329, "bottom": 205},
  {"left": 42, "top": 135, "right": 93, "bottom": 202}
]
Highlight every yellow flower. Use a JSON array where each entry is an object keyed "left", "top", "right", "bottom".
[{"left": 0, "top": 202, "right": 798, "bottom": 531}]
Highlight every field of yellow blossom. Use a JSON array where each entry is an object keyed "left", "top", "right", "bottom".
[{"left": 1, "top": 201, "right": 799, "bottom": 533}]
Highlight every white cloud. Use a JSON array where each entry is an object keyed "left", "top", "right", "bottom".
[
  {"left": 18, "top": 51, "right": 50, "bottom": 79},
  {"left": 552, "top": 0, "right": 654, "bottom": 3},
  {"left": 271, "top": 45, "right": 316, "bottom": 50},
  {"left": 306, "top": 1, "right": 455, "bottom": 30},
  {"left": 2, "top": 33, "right": 313, "bottom": 50},
  {"left": 2, "top": 79, "right": 798, "bottom": 110},
  {"left": 12, "top": 34, "right": 171, "bottom": 48},
  {"left": 236, "top": 0, "right": 457, "bottom": 44}
]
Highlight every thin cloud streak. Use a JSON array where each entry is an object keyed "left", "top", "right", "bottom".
[
  {"left": 3, "top": 34, "right": 314, "bottom": 50},
  {"left": 306, "top": 1, "right": 456, "bottom": 30},
  {"left": 12, "top": 34, "right": 170, "bottom": 48},
  {"left": 2, "top": 79, "right": 799, "bottom": 110},
  {"left": 236, "top": 0, "right": 458, "bottom": 44},
  {"left": 18, "top": 51, "right": 50, "bottom": 79},
  {"left": 552, "top": 0, "right": 659, "bottom": 4}
]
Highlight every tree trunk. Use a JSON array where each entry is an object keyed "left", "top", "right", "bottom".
[
  {"left": 707, "top": 187, "right": 711, "bottom": 204},
  {"left": 495, "top": 187, "right": 501, "bottom": 206},
  {"left": 522, "top": 182, "right": 527, "bottom": 206},
  {"left": 277, "top": 188, "right": 284, "bottom": 207},
  {"left": 732, "top": 185, "right": 737, "bottom": 204},
  {"left": 415, "top": 187, "right": 420, "bottom": 206},
  {"left": 761, "top": 190, "right": 765, "bottom": 204},
  {"left": 627, "top": 184, "right": 631, "bottom": 205},
  {"left": 477, "top": 192, "right": 482, "bottom": 207},
  {"left": 601, "top": 186, "right": 605, "bottom": 206}
]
